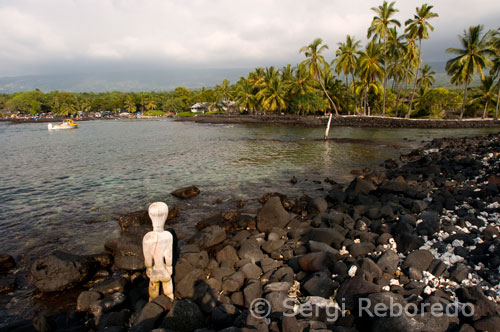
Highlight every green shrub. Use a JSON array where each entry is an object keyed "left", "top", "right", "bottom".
[
  {"left": 144, "top": 110, "right": 165, "bottom": 116},
  {"left": 176, "top": 111, "right": 196, "bottom": 117}
]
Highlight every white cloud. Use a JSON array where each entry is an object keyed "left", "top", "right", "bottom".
[{"left": 0, "top": 0, "right": 499, "bottom": 75}]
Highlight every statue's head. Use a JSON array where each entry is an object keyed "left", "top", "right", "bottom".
[{"left": 148, "top": 202, "right": 169, "bottom": 232}]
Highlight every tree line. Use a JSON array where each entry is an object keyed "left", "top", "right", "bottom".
[{"left": 1, "top": 2, "right": 499, "bottom": 120}]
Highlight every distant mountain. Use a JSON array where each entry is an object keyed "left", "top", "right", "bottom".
[
  {"left": 0, "top": 68, "right": 252, "bottom": 93},
  {"left": 0, "top": 62, "right": 462, "bottom": 94}
]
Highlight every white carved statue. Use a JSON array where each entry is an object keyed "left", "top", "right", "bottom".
[{"left": 142, "top": 202, "right": 174, "bottom": 300}]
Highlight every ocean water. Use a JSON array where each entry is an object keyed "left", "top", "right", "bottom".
[{"left": 0, "top": 118, "right": 497, "bottom": 323}]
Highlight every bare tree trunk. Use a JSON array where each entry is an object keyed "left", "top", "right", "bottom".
[
  {"left": 495, "top": 80, "right": 500, "bottom": 120},
  {"left": 397, "top": 61, "right": 411, "bottom": 118},
  {"left": 459, "top": 80, "right": 469, "bottom": 120},
  {"left": 382, "top": 36, "right": 388, "bottom": 116},
  {"left": 345, "top": 76, "right": 350, "bottom": 115},
  {"left": 364, "top": 86, "right": 368, "bottom": 116},
  {"left": 351, "top": 72, "right": 358, "bottom": 114},
  {"left": 482, "top": 100, "right": 489, "bottom": 119},
  {"left": 406, "top": 39, "right": 422, "bottom": 119},
  {"left": 318, "top": 78, "right": 339, "bottom": 116},
  {"left": 324, "top": 112, "right": 333, "bottom": 140}
]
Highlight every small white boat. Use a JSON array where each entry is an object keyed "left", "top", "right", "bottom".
[{"left": 48, "top": 120, "right": 78, "bottom": 130}]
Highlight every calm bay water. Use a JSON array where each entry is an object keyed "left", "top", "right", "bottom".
[
  {"left": 0, "top": 119, "right": 498, "bottom": 259},
  {"left": 0, "top": 118, "right": 498, "bottom": 323}
]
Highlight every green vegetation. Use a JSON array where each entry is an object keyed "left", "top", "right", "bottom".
[{"left": 1, "top": 2, "right": 499, "bottom": 120}]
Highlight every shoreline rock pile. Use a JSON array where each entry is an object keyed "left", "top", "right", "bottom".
[{"left": 6, "top": 133, "right": 500, "bottom": 332}]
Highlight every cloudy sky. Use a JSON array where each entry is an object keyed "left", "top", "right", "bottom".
[{"left": 0, "top": 0, "right": 499, "bottom": 77}]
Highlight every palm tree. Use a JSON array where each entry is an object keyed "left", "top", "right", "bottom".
[
  {"left": 367, "top": 1, "right": 401, "bottom": 115},
  {"left": 145, "top": 96, "right": 157, "bottom": 112},
  {"left": 397, "top": 36, "right": 419, "bottom": 117},
  {"left": 469, "top": 76, "right": 497, "bottom": 118},
  {"left": 417, "top": 64, "right": 435, "bottom": 90},
  {"left": 491, "top": 28, "right": 500, "bottom": 120},
  {"left": 335, "top": 35, "right": 361, "bottom": 114},
  {"left": 256, "top": 77, "right": 287, "bottom": 113},
  {"left": 300, "top": 38, "right": 339, "bottom": 115},
  {"left": 216, "top": 79, "right": 233, "bottom": 114},
  {"left": 386, "top": 27, "right": 405, "bottom": 91},
  {"left": 405, "top": 4, "right": 438, "bottom": 118},
  {"left": 446, "top": 25, "right": 494, "bottom": 119},
  {"left": 124, "top": 95, "right": 136, "bottom": 113},
  {"left": 289, "top": 63, "right": 315, "bottom": 97},
  {"left": 235, "top": 77, "right": 256, "bottom": 113},
  {"left": 356, "top": 40, "right": 385, "bottom": 115}
]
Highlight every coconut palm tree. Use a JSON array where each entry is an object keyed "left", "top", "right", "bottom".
[
  {"left": 417, "top": 64, "right": 435, "bottom": 90},
  {"left": 216, "top": 79, "right": 233, "bottom": 114},
  {"left": 335, "top": 35, "right": 361, "bottom": 113},
  {"left": 300, "top": 38, "right": 339, "bottom": 115},
  {"left": 124, "top": 94, "right": 137, "bottom": 113},
  {"left": 386, "top": 27, "right": 406, "bottom": 90},
  {"left": 356, "top": 40, "right": 385, "bottom": 115},
  {"left": 397, "top": 36, "right": 419, "bottom": 117},
  {"left": 256, "top": 77, "right": 287, "bottom": 113},
  {"left": 367, "top": 1, "right": 401, "bottom": 115},
  {"left": 446, "top": 25, "right": 494, "bottom": 119},
  {"left": 235, "top": 77, "right": 256, "bottom": 114},
  {"left": 469, "top": 76, "right": 497, "bottom": 118},
  {"left": 491, "top": 28, "right": 500, "bottom": 120},
  {"left": 289, "top": 63, "right": 315, "bottom": 97},
  {"left": 405, "top": 4, "right": 438, "bottom": 118}
]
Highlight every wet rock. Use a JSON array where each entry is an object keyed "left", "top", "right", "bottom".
[
  {"left": 97, "top": 309, "right": 130, "bottom": 330},
  {"left": 30, "top": 250, "right": 95, "bottom": 292},
  {"left": 171, "top": 185, "right": 200, "bottom": 199},
  {"left": 377, "top": 250, "right": 399, "bottom": 275},
  {"left": 161, "top": 299, "right": 204, "bottom": 332},
  {"left": 113, "top": 237, "right": 145, "bottom": 271},
  {"left": 118, "top": 210, "right": 150, "bottom": 233},
  {"left": 346, "top": 177, "right": 376, "bottom": 198},
  {"left": 191, "top": 225, "right": 226, "bottom": 250},
  {"left": 243, "top": 279, "right": 263, "bottom": 308},
  {"left": 175, "top": 269, "right": 206, "bottom": 298},
  {"left": 77, "top": 290, "right": 102, "bottom": 312},
  {"left": 347, "top": 242, "right": 375, "bottom": 258},
  {"left": 92, "top": 277, "right": 128, "bottom": 296},
  {"left": 265, "top": 291, "right": 290, "bottom": 313},
  {"left": 0, "top": 254, "right": 16, "bottom": 273},
  {"left": 212, "top": 303, "right": 240, "bottom": 327},
  {"left": 308, "top": 197, "right": 328, "bottom": 214},
  {"left": 402, "top": 249, "right": 433, "bottom": 272},
  {"left": 308, "top": 228, "right": 345, "bottom": 248},
  {"left": 222, "top": 271, "right": 245, "bottom": 292},
  {"left": 240, "top": 263, "right": 262, "bottom": 279},
  {"left": 473, "top": 316, "right": 500, "bottom": 332},
  {"left": 308, "top": 241, "right": 339, "bottom": 255},
  {"left": 257, "top": 196, "right": 290, "bottom": 233},
  {"left": 302, "top": 271, "right": 337, "bottom": 298},
  {"left": 216, "top": 246, "right": 239, "bottom": 264},
  {"left": 131, "top": 301, "right": 165, "bottom": 332},
  {"left": 336, "top": 276, "right": 381, "bottom": 309},
  {"left": 90, "top": 292, "right": 127, "bottom": 316},
  {"left": 0, "top": 274, "right": 16, "bottom": 293},
  {"left": 298, "top": 252, "right": 336, "bottom": 272},
  {"left": 450, "top": 263, "right": 471, "bottom": 283}
]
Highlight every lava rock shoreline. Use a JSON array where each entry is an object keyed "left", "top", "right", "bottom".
[{"left": 6, "top": 133, "right": 500, "bottom": 332}]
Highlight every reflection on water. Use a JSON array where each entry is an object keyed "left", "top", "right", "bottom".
[{"left": 0, "top": 119, "right": 497, "bottom": 322}]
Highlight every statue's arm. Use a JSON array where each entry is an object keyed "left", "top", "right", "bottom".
[
  {"left": 165, "top": 235, "right": 173, "bottom": 275},
  {"left": 142, "top": 234, "right": 154, "bottom": 269}
]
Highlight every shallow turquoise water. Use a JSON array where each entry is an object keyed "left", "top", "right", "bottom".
[{"left": 0, "top": 119, "right": 498, "bottom": 260}]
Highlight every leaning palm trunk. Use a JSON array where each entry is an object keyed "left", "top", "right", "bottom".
[
  {"left": 459, "top": 80, "right": 469, "bottom": 120},
  {"left": 318, "top": 77, "right": 339, "bottom": 116},
  {"left": 482, "top": 101, "right": 489, "bottom": 119}
]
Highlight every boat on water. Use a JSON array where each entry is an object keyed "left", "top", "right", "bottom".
[{"left": 48, "top": 120, "right": 78, "bottom": 130}]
